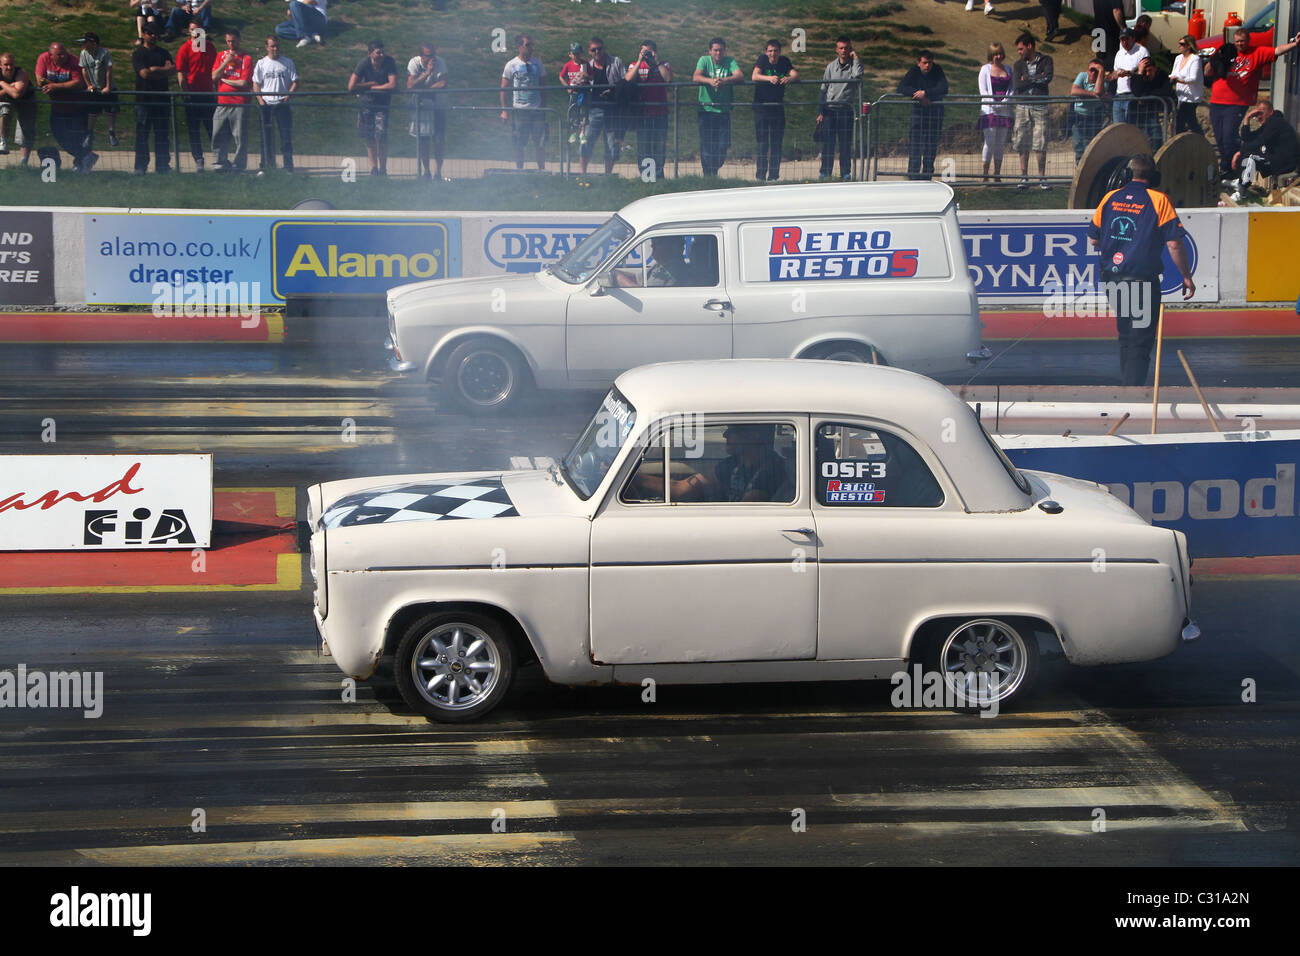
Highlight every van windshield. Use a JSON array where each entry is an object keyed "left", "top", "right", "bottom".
[{"left": 551, "top": 216, "right": 634, "bottom": 283}]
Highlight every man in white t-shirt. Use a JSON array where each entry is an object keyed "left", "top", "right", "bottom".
[
  {"left": 407, "top": 42, "right": 448, "bottom": 180},
  {"left": 252, "top": 36, "right": 298, "bottom": 171},
  {"left": 499, "top": 34, "right": 546, "bottom": 170},
  {"left": 1109, "top": 28, "right": 1148, "bottom": 124}
]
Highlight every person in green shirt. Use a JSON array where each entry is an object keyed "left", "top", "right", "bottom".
[{"left": 692, "top": 36, "right": 743, "bottom": 175}]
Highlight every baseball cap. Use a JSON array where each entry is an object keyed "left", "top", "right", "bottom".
[
  {"left": 76, "top": 32, "right": 99, "bottom": 44},
  {"left": 1119, "top": 27, "right": 1136, "bottom": 38},
  {"left": 568, "top": 42, "right": 581, "bottom": 54}
]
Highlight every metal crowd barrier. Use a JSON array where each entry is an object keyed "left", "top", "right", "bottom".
[
  {"left": 865, "top": 93, "right": 1176, "bottom": 186},
  {"left": 0, "top": 80, "right": 872, "bottom": 181}
]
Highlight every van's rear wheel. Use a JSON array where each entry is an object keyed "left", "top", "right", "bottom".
[
  {"left": 441, "top": 338, "right": 529, "bottom": 414},
  {"left": 808, "top": 342, "right": 884, "bottom": 365}
]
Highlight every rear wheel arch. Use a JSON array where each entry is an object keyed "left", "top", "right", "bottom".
[
  {"left": 796, "top": 338, "right": 888, "bottom": 365},
  {"left": 907, "top": 613, "right": 1063, "bottom": 661}
]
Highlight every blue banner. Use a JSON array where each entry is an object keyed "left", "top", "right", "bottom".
[
  {"left": 961, "top": 221, "right": 1201, "bottom": 300},
  {"left": 1007, "top": 438, "right": 1300, "bottom": 558},
  {"left": 85, "top": 214, "right": 276, "bottom": 306},
  {"left": 272, "top": 219, "right": 460, "bottom": 297}
]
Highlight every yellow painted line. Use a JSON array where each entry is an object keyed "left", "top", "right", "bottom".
[
  {"left": 103, "top": 433, "right": 394, "bottom": 451},
  {"left": 73, "top": 832, "right": 576, "bottom": 865},
  {"left": 15, "top": 400, "right": 393, "bottom": 417},
  {"left": 0, "top": 785, "right": 1240, "bottom": 837},
  {"left": 15, "top": 813, "right": 1250, "bottom": 865},
  {"left": 0, "top": 554, "right": 304, "bottom": 595}
]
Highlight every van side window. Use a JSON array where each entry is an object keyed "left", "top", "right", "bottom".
[
  {"left": 611, "top": 235, "right": 719, "bottom": 289},
  {"left": 814, "top": 423, "right": 943, "bottom": 508}
]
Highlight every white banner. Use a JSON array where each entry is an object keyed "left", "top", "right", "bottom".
[{"left": 0, "top": 455, "right": 212, "bottom": 550}]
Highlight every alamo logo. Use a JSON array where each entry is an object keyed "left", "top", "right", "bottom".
[
  {"left": 84, "top": 507, "right": 196, "bottom": 546},
  {"left": 767, "top": 226, "right": 919, "bottom": 281}
]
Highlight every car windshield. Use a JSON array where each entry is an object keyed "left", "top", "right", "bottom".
[
  {"left": 562, "top": 388, "right": 638, "bottom": 499},
  {"left": 550, "top": 216, "right": 634, "bottom": 283}
]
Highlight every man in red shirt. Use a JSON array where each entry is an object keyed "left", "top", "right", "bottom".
[
  {"left": 211, "top": 27, "right": 253, "bottom": 170},
  {"left": 175, "top": 22, "right": 217, "bottom": 170},
  {"left": 35, "top": 41, "right": 95, "bottom": 171},
  {"left": 627, "top": 39, "right": 672, "bottom": 181},
  {"left": 1207, "top": 28, "right": 1300, "bottom": 178}
]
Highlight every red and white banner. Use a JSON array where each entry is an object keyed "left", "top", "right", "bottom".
[{"left": 0, "top": 456, "right": 212, "bottom": 550}]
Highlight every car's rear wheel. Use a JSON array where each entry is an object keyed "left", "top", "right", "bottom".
[
  {"left": 394, "top": 611, "right": 516, "bottom": 722},
  {"left": 441, "top": 337, "right": 529, "bottom": 414},
  {"left": 928, "top": 617, "right": 1038, "bottom": 710}
]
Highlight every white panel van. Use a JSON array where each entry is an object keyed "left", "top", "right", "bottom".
[{"left": 387, "top": 181, "right": 988, "bottom": 412}]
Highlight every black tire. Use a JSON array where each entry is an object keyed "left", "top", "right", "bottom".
[
  {"left": 924, "top": 617, "right": 1039, "bottom": 711},
  {"left": 808, "top": 341, "right": 884, "bottom": 364},
  {"left": 394, "top": 611, "right": 516, "bottom": 722},
  {"left": 440, "top": 337, "right": 529, "bottom": 414}
]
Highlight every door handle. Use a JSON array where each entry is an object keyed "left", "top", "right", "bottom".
[
  {"left": 783, "top": 527, "right": 815, "bottom": 536},
  {"left": 702, "top": 299, "right": 732, "bottom": 312}
]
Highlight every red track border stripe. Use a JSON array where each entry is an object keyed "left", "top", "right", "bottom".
[
  {"left": 982, "top": 308, "right": 1299, "bottom": 341},
  {"left": 0, "top": 312, "right": 282, "bottom": 343}
]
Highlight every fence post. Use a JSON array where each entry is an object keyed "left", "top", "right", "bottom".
[
  {"left": 171, "top": 93, "right": 181, "bottom": 172},
  {"left": 671, "top": 84, "right": 679, "bottom": 179},
  {"left": 855, "top": 81, "right": 862, "bottom": 181}
]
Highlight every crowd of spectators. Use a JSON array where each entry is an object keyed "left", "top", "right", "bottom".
[{"left": 1, "top": 7, "right": 1296, "bottom": 193}]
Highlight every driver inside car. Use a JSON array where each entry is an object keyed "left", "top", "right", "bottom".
[
  {"left": 616, "top": 235, "right": 710, "bottom": 288},
  {"left": 635, "top": 423, "right": 792, "bottom": 502}
]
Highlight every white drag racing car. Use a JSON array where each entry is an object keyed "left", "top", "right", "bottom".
[{"left": 307, "top": 360, "right": 1198, "bottom": 721}]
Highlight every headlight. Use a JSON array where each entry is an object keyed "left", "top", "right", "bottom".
[{"left": 309, "top": 530, "right": 327, "bottom": 618}]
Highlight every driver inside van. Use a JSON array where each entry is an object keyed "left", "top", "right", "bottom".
[
  {"left": 635, "top": 423, "right": 792, "bottom": 502},
  {"left": 615, "top": 235, "right": 712, "bottom": 288}
]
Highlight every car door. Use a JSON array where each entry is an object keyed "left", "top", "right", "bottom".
[
  {"left": 589, "top": 415, "right": 817, "bottom": 664},
  {"left": 810, "top": 418, "right": 963, "bottom": 662},
  {"left": 565, "top": 230, "right": 732, "bottom": 385}
]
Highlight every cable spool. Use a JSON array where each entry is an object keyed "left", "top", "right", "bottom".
[
  {"left": 1068, "top": 122, "right": 1153, "bottom": 209},
  {"left": 1154, "top": 132, "right": 1221, "bottom": 208}
]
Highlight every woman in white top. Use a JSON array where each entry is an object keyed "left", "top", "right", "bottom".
[
  {"left": 977, "top": 42, "right": 1013, "bottom": 181},
  {"left": 1169, "top": 34, "right": 1204, "bottom": 135}
]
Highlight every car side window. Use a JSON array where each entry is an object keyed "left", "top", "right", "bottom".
[
  {"left": 622, "top": 420, "right": 796, "bottom": 505},
  {"left": 814, "top": 423, "right": 943, "bottom": 508},
  {"left": 610, "top": 234, "right": 720, "bottom": 289}
]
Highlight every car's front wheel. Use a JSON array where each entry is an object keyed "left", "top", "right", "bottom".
[
  {"left": 441, "top": 337, "right": 529, "bottom": 414},
  {"left": 927, "top": 617, "right": 1039, "bottom": 710},
  {"left": 394, "top": 611, "right": 516, "bottom": 722}
]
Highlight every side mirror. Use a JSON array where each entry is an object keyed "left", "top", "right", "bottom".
[{"left": 591, "top": 273, "right": 613, "bottom": 296}]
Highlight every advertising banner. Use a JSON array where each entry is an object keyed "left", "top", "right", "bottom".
[
  {"left": 83, "top": 214, "right": 461, "bottom": 305},
  {"left": 84, "top": 213, "right": 276, "bottom": 306},
  {"left": 478, "top": 218, "right": 605, "bottom": 274},
  {"left": 271, "top": 219, "right": 460, "bottom": 297},
  {"left": 0, "top": 455, "right": 213, "bottom": 550},
  {"left": 1000, "top": 433, "right": 1299, "bottom": 558},
  {"left": 960, "top": 211, "right": 1220, "bottom": 304},
  {"left": 0, "top": 210, "right": 55, "bottom": 306}
]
